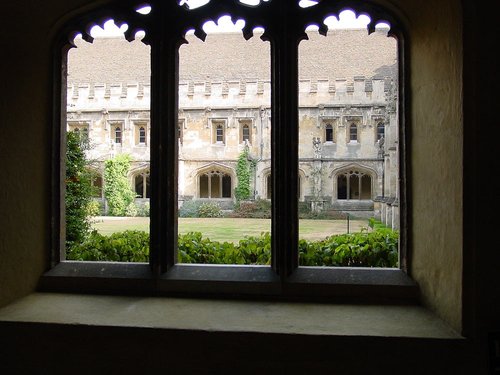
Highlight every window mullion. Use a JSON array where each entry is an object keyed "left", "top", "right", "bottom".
[
  {"left": 270, "top": 9, "right": 300, "bottom": 278},
  {"left": 150, "top": 6, "right": 179, "bottom": 274}
]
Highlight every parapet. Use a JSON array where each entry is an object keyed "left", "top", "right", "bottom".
[{"left": 67, "top": 76, "right": 393, "bottom": 111}]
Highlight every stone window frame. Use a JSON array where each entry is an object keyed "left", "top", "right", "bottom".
[
  {"left": 133, "top": 169, "right": 151, "bottom": 199},
  {"left": 376, "top": 121, "right": 385, "bottom": 142},
  {"left": 134, "top": 121, "right": 149, "bottom": 146},
  {"left": 238, "top": 118, "right": 253, "bottom": 145},
  {"left": 335, "top": 169, "right": 373, "bottom": 200},
  {"left": 197, "top": 165, "right": 233, "bottom": 199},
  {"left": 67, "top": 121, "right": 90, "bottom": 138},
  {"left": 48, "top": 0, "right": 412, "bottom": 302},
  {"left": 108, "top": 120, "right": 124, "bottom": 145},
  {"left": 210, "top": 118, "right": 227, "bottom": 145},
  {"left": 348, "top": 122, "right": 359, "bottom": 143}
]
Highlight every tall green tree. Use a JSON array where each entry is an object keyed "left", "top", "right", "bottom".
[
  {"left": 104, "top": 154, "right": 136, "bottom": 216},
  {"left": 65, "top": 131, "right": 94, "bottom": 250}
]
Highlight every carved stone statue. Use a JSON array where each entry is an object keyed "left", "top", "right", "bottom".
[
  {"left": 377, "top": 136, "right": 385, "bottom": 158},
  {"left": 312, "top": 137, "right": 322, "bottom": 159}
]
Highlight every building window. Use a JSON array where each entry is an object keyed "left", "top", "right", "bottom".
[
  {"left": 349, "top": 123, "right": 358, "bottom": 142},
  {"left": 210, "top": 120, "right": 227, "bottom": 145},
  {"left": 325, "top": 124, "right": 334, "bottom": 142},
  {"left": 135, "top": 123, "right": 147, "bottom": 145},
  {"left": 240, "top": 121, "right": 251, "bottom": 144},
  {"left": 199, "top": 170, "right": 232, "bottom": 198},
  {"left": 114, "top": 125, "right": 122, "bottom": 144},
  {"left": 68, "top": 123, "right": 89, "bottom": 140},
  {"left": 135, "top": 171, "right": 151, "bottom": 199},
  {"left": 337, "top": 170, "right": 372, "bottom": 200},
  {"left": 56, "top": 0, "right": 406, "bottom": 296},
  {"left": 377, "top": 122, "right": 385, "bottom": 141}
]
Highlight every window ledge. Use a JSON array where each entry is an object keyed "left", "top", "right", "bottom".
[
  {"left": 0, "top": 292, "right": 461, "bottom": 339},
  {"left": 40, "top": 262, "right": 419, "bottom": 303}
]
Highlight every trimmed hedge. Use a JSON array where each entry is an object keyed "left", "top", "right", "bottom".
[{"left": 67, "top": 228, "right": 398, "bottom": 268}]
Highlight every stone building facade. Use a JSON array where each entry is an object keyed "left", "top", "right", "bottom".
[{"left": 67, "top": 28, "right": 399, "bottom": 227}]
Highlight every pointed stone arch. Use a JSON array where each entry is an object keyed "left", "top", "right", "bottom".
[
  {"left": 195, "top": 163, "right": 235, "bottom": 199},
  {"left": 330, "top": 163, "right": 376, "bottom": 200}
]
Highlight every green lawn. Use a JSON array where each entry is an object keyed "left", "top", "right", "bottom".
[{"left": 91, "top": 217, "right": 370, "bottom": 243}]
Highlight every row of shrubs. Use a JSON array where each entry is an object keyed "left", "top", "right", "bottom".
[
  {"left": 88, "top": 199, "right": 356, "bottom": 220},
  {"left": 86, "top": 200, "right": 150, "bottom": 217},
  {"left": 67, "top": 227, "right": 398, "bottom": 267},
  {"left": 179, "top": 199, "right": 355, "bottom": 220}
]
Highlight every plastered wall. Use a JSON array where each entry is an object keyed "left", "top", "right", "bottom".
[
  {"left": 0, "top": 0, "right": 464, "bottom": 334},
  {"left": 405, "top": 0, "right": 463, "bottom": 331}
]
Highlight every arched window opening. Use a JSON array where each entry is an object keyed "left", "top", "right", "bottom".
[
  {"left": 337, "top": 170, "right": 372, "bottom": 200},
  {"left": 361, "top": 174, "right": 372, "bottom": 199},
  {"left": 139, "top": 126, "right": 146, "bottom": 144},
  {"left": 337, "top": 175, "right": 347, "bottom": 199},
  {"left": 199, "top": 170, "right": 232, "bottom": 199},
  {"left": 242, "top": 124, "right": 250, "bottom": 143},
  {"left": 216, "top": 124, "right": 224, "bottom": 143},
  {"left": 377, "top": 122, "right": 385, "bottom": 141},
  {"left": 325, "top": 124, "right": 333, "bottom": 142},
  {"left": 349, "top": 123, "right": 358, "bottom": 142},
  {"left": 349, "top": 173, "right": 360, "bottom": 199},
  {"left": 60, "top": 1, "right": 402, "bottom": 274},
  {"left": 114, "top": 126, "right": 122, "bottom": 144},
  {"left": 135, "top": 171, "right": 150, "bottom": 198}
]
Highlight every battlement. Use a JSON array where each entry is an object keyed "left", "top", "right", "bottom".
[{"left": 67, "top": 76, "right": 393, "bottom": 111}]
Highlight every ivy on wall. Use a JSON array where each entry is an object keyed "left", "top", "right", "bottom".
[
  {"left": 104, "top": 154, "right": 136, "bottom": 216},
  {"left": 65, "top": 131, "right": 94, "bottom": 250},
  {"left": 234, "top": 147, "right": 256, "bottom": 202}
]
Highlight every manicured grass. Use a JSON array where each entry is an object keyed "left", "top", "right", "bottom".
[{"left": 91, "top": 216, "right": 370, "bottom": 243}]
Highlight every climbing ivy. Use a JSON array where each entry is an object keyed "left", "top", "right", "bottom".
[
  {"left": 65, "top": 131, "right": 94, "bottom": 250},
  {"left": 104, "top": 154, "right": 136, "bottom": 216},
  {"left": 235, "top": 147, "right": 255, "bottom": 202}
]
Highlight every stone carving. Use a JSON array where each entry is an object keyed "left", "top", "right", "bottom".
[{"left": 312, "top": 137, "right": 322, "bottom": 159}]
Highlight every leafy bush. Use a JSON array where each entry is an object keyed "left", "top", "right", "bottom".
[
  {"left": 197, "top": 202, "right": 223, "bottom": 218},
  {"left": 229, "top": 199, "right": 271, "bottom": 218},
  {"left": 125, "top": 202, "right": 138, "bottom": 217},
  {"left": 179, "top": 200, "right": 203, "bottom": 218},
  {"left": 137, "top": 202, "right": 150, "bottom": 217},
  {"left": 65, "top": 131, "right": 94, "bottom": 250},
  {"left": 67, "top": 230, "right": 149, "bottom": 262},
  {"left": 86, "top": 200, "right": 103, "bottom": 217},
  {"left": 299, "top": 228, "right": 398, "bottom": 267},
  {"left": 68, "top": 227, "right": 398, "bottom": 268}
]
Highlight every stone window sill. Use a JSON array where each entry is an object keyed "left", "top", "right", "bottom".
[{"left": 0, "top": 292, "right": 462, "bottom": 340}]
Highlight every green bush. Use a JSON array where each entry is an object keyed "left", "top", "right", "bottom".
[
  {"left": 137, "top": 202, "right": 150, "bottom": 217},
  {"left": 299, "top": 228, "right": 398, "bottom": 267},
  {"left": 229, "top": 199, "right": 271, "bottom": 218},
  {"left": 197, "top": 202, "right": 223, "bottom": 218},
  {"left": 125, "top": 202, "right": 138, "bottom": 217},
  {"left": 65, "top": 131, "right": 94, "bottom": 250},
  {"left": 67, "top": 230, "right": 149, "bottom": 262},
  {"left": 179, "top": 200, "right": 203, "bottom": 218},
  {"left": 86, "top": 200, "right": 103, "bottom": 217},
  {"left": 68, "top": 227, "right": 398, "bottom": 268}
]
